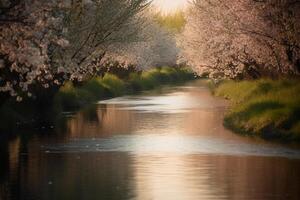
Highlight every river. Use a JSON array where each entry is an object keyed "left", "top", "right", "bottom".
[{"left": 1, "top": 80, "right": 300, "bottom": 200}]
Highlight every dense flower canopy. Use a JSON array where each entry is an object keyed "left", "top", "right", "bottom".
[
  {"left": 180, "top": 0, "right": 300, "bottom": 79},
  {"left": 0, "top": 0, "right": 179, "bottom": 100}
]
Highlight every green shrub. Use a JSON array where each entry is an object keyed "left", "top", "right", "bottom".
[
  {"left": 160, "top": 67, "right": 178, "bottom": 82},
  {"left": 54, "top": 81, "right": 96, "bottom": 111},
  {"left": 140, "top": 69, "right": 162, "bottom": 89},
  {"left": 137, "top": 67, "right": 194, "bottom": 90},
  {"left": 54, "top": 82, "right": 79, "bottom": 110},
  {"left": 128, "top": 72, "right": 143, "bottom": 91},
  {"left": 53, "top": 68, "right": 194, "bottom": 112},
  {"left": 81, "top": 77, "right": 107, "bottom": 99},
  {"left": 101, "top": 73, "right": 126, "bottom": 96}
]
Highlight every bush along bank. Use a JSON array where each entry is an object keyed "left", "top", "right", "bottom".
[
  {"left": 54, "top": 66, "right": 195, "bottom": 111},
  {"left": 213, "top": 79, "right": 300, "bottom": 142}
]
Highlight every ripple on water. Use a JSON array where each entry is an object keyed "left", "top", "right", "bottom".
[{"left": 43, "top": 135, "right": 300, "bottom": 159}]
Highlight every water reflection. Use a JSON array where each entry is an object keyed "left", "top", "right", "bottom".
[
  {"left": 0, "top": 137, "right": 135, "bottom": 200},
  {"left": 1, "top": 80, "right": 300, "bottom": 200},
  {"left": 66, "top": 104, "right": 134, "bottom": 138},
  {"left": 65, "top": 85, "right": 229, "bottom": 138},
  {"left": 132, "top": 154, "right": 300, "bottom": 200}
]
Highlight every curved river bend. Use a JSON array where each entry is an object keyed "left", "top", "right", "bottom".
[{"left": 1, "top": 80, "right": 300, "bottom": 200}]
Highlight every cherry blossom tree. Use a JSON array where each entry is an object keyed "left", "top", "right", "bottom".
[
  {"left": 0, "top": 0, "right": 152, "bottom": 100},
  {"left": 64, "top": 4, "right": 180, "bottom": 74},
  {"left": 180, "top": 0, "right": 300, "bottom": 79},
  {"left": 0, "top": 0, "right": 183, "bottom": 102},
  {"left": 57, "top": 0, "right": 151, "bottom": 79},
  {"left": 0, "top": 0, "right": 68, "bottom": 101},
  {"left": 106, "top": 14, "right": 180, "bottom": 70}
]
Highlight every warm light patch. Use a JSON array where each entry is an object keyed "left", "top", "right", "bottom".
[{"left": 153, "top": 0, "right": 188, "bottom": 13}]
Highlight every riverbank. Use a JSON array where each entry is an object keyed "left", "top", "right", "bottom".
[
  {"left": 0, "top": 67, "right": 195, "bottom": 133},
  {"left": 213, "top": 79, "right": 300, "bottom": 142},
  {"left": 54, "top": 66, "right": 194, "bottom": 111}
]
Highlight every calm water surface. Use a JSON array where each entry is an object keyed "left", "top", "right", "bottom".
[{"left": 1, "top": 80, "right": 300, "bottom": 200}]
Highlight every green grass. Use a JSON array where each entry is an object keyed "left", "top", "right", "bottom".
[
  {"left": 214, "top": 79, "right": 300, "bottom": 142},
  {"left": 54, "top": 67, "right": 194, "bottom": 111}
]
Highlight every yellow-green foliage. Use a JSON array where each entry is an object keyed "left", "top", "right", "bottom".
[
  {"left": 215, "top": 79, "right": 300, "bottom": 141},
  {"left": 141, "top": 68, "right": 164, "bottom": 89},
  {"left": 214, "top": 80, "right": 259, "bottom": 103},
  {"left": 81, "top": 77, "right": 107, "bottom": 99},
  {"left": 101, "top": 73, "right": 126, "bottom": 96},
  {"left": 54, "top": 81, "right": 79, "bottom": 110},
  {"left": 54, "top": 67, "right": 194, "bottom": 111},
  {"left": 154, "top": 11, "right": 186, "bottom": 33},
  {"left": 131, "top": 67, "right": 194, "bottom": 90},
  {"left": 54, "top": 81, "right": 96, "bottom": 111}
]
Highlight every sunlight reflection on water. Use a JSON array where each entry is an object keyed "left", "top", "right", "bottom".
[
  {"left": 43, "top": 135, "right": 300, "bottom": 159},
  {"left": 98, "top": 87, "right": 227, "bottom": 114}
]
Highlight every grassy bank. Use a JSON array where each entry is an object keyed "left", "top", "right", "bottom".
[
  {"left": 214, "top": 79, "right": 300, "bottom": 142},
  {"left": 54, "top": 66, "right": 194, "bottom": 111}
]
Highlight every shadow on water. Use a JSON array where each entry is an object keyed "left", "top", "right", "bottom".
[{"left": 1, "top": 80, "right": 300, "bottom": 200}]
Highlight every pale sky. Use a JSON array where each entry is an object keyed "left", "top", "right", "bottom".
[{"left": 153, "top": 0, "right": 188, "bottom": 13}]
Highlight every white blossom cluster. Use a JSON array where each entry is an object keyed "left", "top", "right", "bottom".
[{"left": 0, "top": 0, "right": 68, "bottom": 100}]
